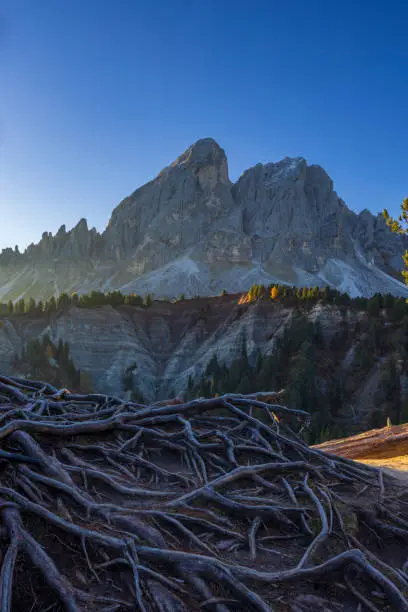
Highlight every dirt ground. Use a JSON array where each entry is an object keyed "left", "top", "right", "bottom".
[{"left": 357, "top": 455, "right": 408, "bottom": 482}]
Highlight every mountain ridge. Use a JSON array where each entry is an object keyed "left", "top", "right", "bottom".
[{"left": 1, "top": 137, "right": 407, "bottom": 301}]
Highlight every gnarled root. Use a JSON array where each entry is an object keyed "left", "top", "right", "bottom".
[{"left": 0, "top": 376, "right": 404, "bottom": 610}]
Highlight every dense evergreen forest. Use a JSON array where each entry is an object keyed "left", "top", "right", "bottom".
[
  {"left": 183, "top": 285, "right": 408, "bottom": 445},
  {"left": 11, "top": 335, "right": 91, "bottom": 394}
]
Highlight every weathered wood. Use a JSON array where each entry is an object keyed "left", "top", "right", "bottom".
[{"left": 314, "top": 423, "right": 408, "bottom": 460}]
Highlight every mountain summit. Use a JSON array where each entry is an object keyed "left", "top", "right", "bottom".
[{"left": 1, "top": 138, "right": 407, "bottom": 301}]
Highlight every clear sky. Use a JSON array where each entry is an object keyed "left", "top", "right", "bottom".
[{"left": 1, "top": 0, "right": 407, "bottom": 252}]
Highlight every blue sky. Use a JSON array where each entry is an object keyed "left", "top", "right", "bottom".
[{"left": 1, "top": 0, "right": 407, "bottom": 251}]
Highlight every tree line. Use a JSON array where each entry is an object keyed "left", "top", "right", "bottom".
[
  {"left": 1, "top": 283, "right": 408, "bottom": 318},
  {"left": 241, "top": 282, "right": 408, "bottom": 318},
  {"left": 0, "top": 290, "right": 153, "bottom": 315}
]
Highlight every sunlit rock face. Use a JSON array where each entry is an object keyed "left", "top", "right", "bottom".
[{"left": 1, "top": 138, "right": 407, "bottom": 302}]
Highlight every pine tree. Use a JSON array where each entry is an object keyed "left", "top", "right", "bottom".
[
  {"left": 320, "top": 287, "right": 329, "bottom": 301},
  {"left": 45, "top": 296, "right": 57, "bottom": 313},
  {"left": 126, "top": 293, "right": 141, "bottom": 306},
  {"left": 377, "top": 357, "right": 401, "bottom": 423},
  {"left": 384, "top": 200, "right": 408, "bottom": 284},
  {"left": 123, "top": 370, "right": 133, "bottom": 391},
  {"left": 255, "top": 350, "right": 263, "bottom": 374},
  {"left": 187, "top": 375, "right": 194, "bottom": 399},
  {"left": 15, "top": 298, "right": 25, "bottom": 314},
  {"left": 256, "top": 352, "right": 279, "bottom": 391},
  {"left": 312, "top": 320, "right": 324, "bottom": 347},
  {"left": 41, "top": 334, "right": 51, "bottom": 349},
  {"left": 205, "top": 354, "right": 220, "bottom": 377},
  {"left": 198, "top": 378, "right": 211, "bottom": 398},
  {"left": 57, "top": 293, "right": 71, "bottom": 310},
  {"left": 56, "top": 338, "right": 64, "bottom": 360},
  {"left": 401, "top": 400, "right": 408, "bottom": 424},
  {"left": 131, "top": 387, "right": 145, "bottom": 403},
  {"left": 89, "top": 291, "right": 106, "bottom": 306},
  {"left": 367, "top": 294, "right": 381, "bottom": 318},
  {"left": 26, "top": 297, "right": 36, "bottom": 314},
  {"left": 64, "top": 342, "right": 70, "bottom": 363},
  {"left": 66, "top": 358, "right": 79, "bottom": 389},
  {"left": 384, "top": 293, "right": 395, "bottom": 310},
  {"left": 391, "top": 298, "right": 407, "bottom": 323},
  {"left": 106, "top": 291, "right": 124, "bottom": 306},
  {"left": 236, "top": 374, "right": 252, "bottom": 394},
  {"left": 210, "top": 378, "right": 217, "bottom": 397}
]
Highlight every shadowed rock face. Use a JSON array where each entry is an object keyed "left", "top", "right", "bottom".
[
  {"left": 1, "top": 138, "right": 407, "bottom": 301},
  {"left": 0, "top": 297, "right": 398, "bottom": 413},
  {"left": 232, "top": 159, "right": 353, "bottom": 270}
]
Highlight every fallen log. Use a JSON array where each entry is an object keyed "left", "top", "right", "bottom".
[{"left": 314, "top": 423, "right": 408, "bottom": 460}]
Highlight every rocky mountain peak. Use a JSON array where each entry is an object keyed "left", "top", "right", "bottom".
[
  {"left": 73, "top": 218, "right": 88, "bottom": 232},
  {"left": 262, "top": 156, "right": 307, "bottom": 184},
  {"left": 103, "top": 137, "right": 235, "bottom": 262},
  {"left": 173, "top": 137, "right": 225, "bottom": 165},
  {"left": 0, "top": 138, "right": 407, "bottom": 302},
  {"left": 157, "top": 137, "right": 230, "bottom": 187}
]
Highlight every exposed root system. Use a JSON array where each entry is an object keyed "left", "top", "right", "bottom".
[{"left": 0, "top": 374, "right": 407, "bottom": 610}]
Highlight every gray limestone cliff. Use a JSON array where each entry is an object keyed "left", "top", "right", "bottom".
[{"left": 1, "top": 138, "right": 407, "bottom": 301}]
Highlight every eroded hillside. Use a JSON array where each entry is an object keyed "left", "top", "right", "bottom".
[{"left": 1, "top": 292, "right": 408, "bottom": 442}]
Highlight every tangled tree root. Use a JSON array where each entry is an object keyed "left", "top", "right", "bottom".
[{"left": 0, "top": 375, "right": 407, "bottom": 610}]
